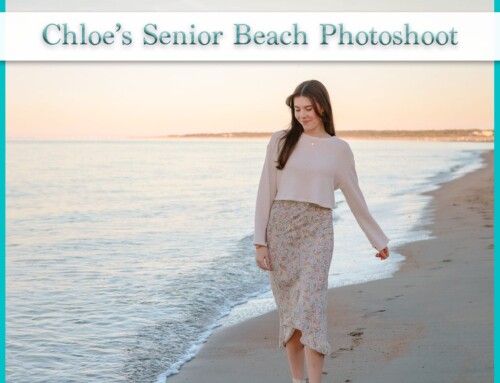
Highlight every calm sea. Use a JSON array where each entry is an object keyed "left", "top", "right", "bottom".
[{"left": 6, "top": 139, "right": 493, "bottom": 383}]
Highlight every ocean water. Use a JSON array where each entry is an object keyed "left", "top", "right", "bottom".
[{"left": 6, "top": 139, "right": 492, "bottom": 383}]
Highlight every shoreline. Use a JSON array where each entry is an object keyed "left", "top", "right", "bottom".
[
  {"left": 128, "top": 136, "right": 493, "bottom": 143},
  {"left": 166, "top": 149, "right": 493, "bottom": 383},
  {"left": 128, "top": 129, "right": 494, "bottom": 143}
]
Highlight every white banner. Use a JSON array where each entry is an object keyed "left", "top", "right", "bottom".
[{"left": 0, "top": 12, "right": 498, "bottom": 61}]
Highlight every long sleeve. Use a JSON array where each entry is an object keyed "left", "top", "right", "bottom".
[
  {"left": 253, "top": 134, "right": 279, "bottom": 246},
  {"left": 338, "top": 144, "right": 389, "bottom": 252}
]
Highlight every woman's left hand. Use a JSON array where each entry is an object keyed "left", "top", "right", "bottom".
[{"left": 375, "top": 247, "right": 389, "bottom": 260}]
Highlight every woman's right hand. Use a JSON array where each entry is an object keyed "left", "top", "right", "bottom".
[{"left": 255, "top": 246, "right": 273, "bottom": 271}]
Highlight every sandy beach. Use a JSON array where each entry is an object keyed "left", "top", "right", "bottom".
[{"left": 167, "top": 149, "right": 493, "bottom": 383}]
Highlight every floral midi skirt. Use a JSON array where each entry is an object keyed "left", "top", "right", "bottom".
[{"left": 266, "top": 199, "right": 334, "bottom": 356}]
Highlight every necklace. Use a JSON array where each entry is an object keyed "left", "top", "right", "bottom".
[
  {"left": 302, "top": 133, "right": 329, "bottom": 146},
  {"left": 309, "top": 137, "right": 320, "bottom": 146}
]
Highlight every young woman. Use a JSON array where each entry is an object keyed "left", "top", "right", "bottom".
[{"left": 253, "top": 80, "right": 390, "bottom": 383}]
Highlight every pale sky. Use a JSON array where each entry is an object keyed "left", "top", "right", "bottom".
[
  {"left": 6, "top": 0, "right": 494, "bottom": 140},
  {"left": 7, "top": 62, "right": 493, "bottom": 140}
]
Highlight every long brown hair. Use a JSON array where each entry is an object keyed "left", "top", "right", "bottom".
[{"left": 276, "top": 80, "right": 336, "bottom": 170}]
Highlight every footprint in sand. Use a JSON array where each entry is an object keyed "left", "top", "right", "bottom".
[
  {"left": 386, "top": 294, "right": 404, "bottom": 301},
  {"left": 330, "top": 328, "right": 365, "bottom": 358},
  {"left": 429, "top": 266, "right": 443, "bottom": 270},
  {"left": 349, "top": 329, "right": 364, "bottom": 337},
  {"left": 362, "top": 309, "right": 386, "bottom": 318},
  {"left": 349, "top": 328, "right": 364, "bottom": 347}
]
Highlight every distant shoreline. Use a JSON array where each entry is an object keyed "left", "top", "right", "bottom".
[{"left": 130, "top": 129, "right": 493, "bottom": 142}]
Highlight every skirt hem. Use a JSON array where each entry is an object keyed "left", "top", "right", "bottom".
[{"left": 279, "top": 323, "right": 332, "bottom": 356}]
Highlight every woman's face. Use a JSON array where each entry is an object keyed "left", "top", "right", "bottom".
[{"left": 293, "top": 96, "right": 324, "bottom": 133}]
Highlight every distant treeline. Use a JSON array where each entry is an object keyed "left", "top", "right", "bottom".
[{"left": 155, "top": 129, "right": 493, "bottom": 142}]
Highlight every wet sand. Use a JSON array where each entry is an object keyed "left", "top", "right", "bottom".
[{"left": 167, "top": 149, "right": 493, "bottom": 383}]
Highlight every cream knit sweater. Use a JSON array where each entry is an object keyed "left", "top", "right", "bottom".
[{"left": 253, "top": 130, "right": 389, "bottom": 252}]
